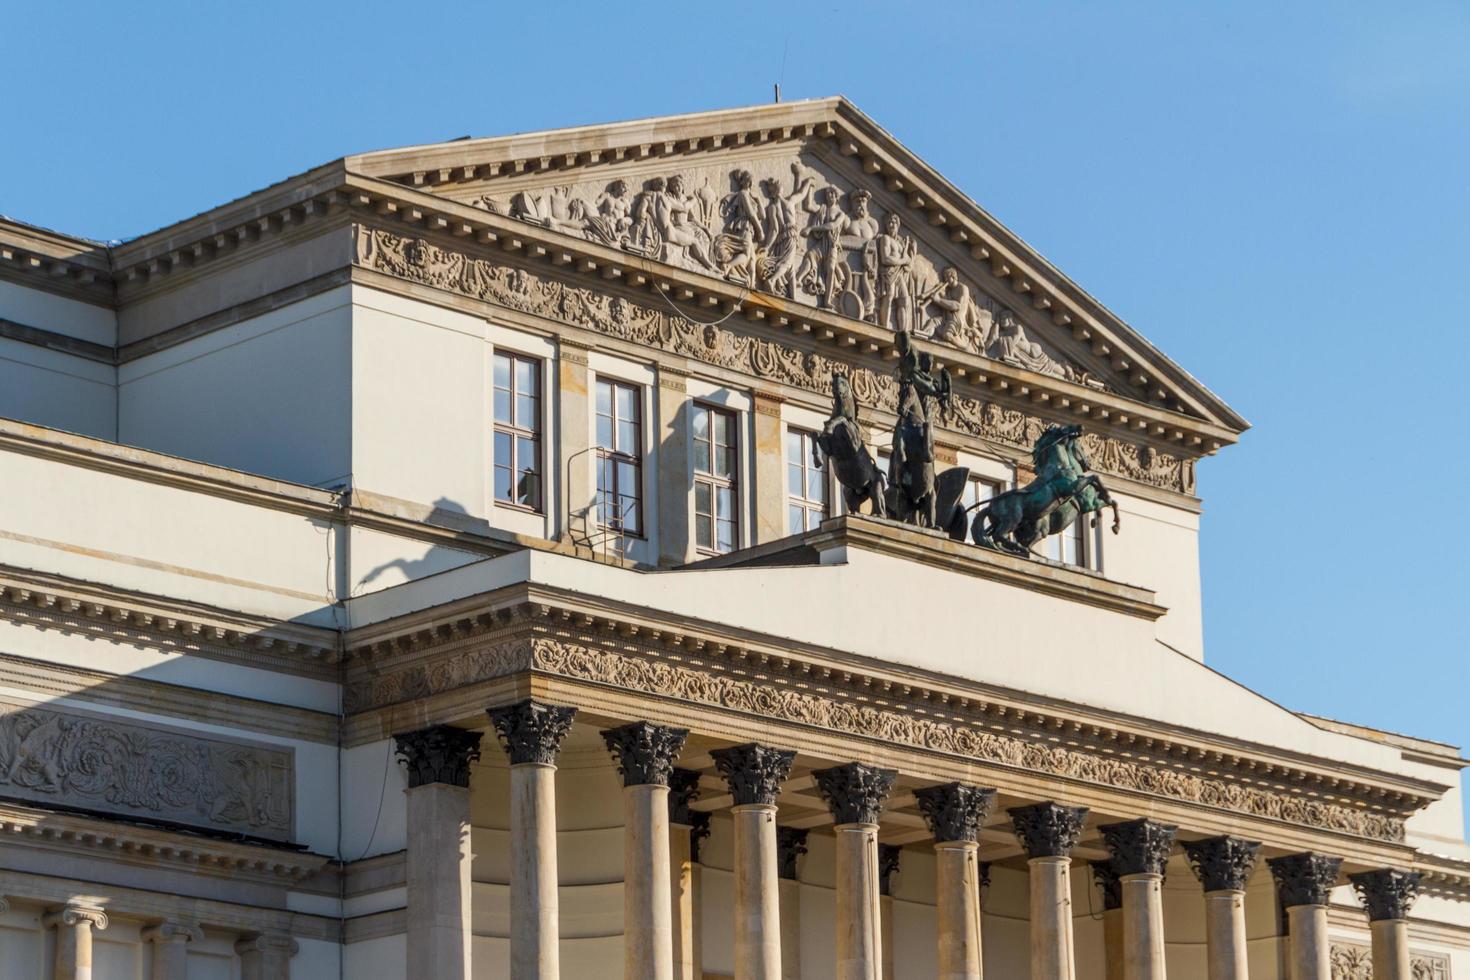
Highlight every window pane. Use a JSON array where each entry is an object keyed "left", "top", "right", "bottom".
[
  {"left": 715, "top": 443, "right": 734, "bottom": 479},
  {"left": 620, "top": 496, "right": 640, "bottom": 534},
  {"left": 617, "top": 419, "right": 638, "bottom": 455},
  {"left": 596, "top": 380, "right": 611, "bottom": 416},
  {"left": 617, "top": 460, "right": 637, "bottom": 497},
  {"left": 696, "top": 513, "right": 712, "bottom": 549},
  {"left": 807, "top": 508, "right": 825, "bottom": 531},
  {"left": 516, "top": 394, "right": 537, "bottom": 430},
  {"left": 515, "top": 358, "right": 536, "bottom": 396},
  {"left": 695, "top": 482, "right": 712, "bottom": 518},
  {"left": 713, "top": 411, "right": 731, "bottom": 447},
  {"left": 692, "top": 406, "right": 709, "bottom": 443},
  {"left": 493, "top": 465, "right": 512, "bottom": 503},
  {"left": 811, "top": 471, "right": 826, "bottom": 505},
  {"left": 597, "top": 414, "right": 613, "bottom": 449},
  {"left": 493, "top": 354, "right": 510, "bottom": 391},
  {"left": 517, "top": 469, "right": 540, "bottom": 508},
  {"left": 616, "top": 385, "right": 637, "bottom": 422},
  {"left": 494, "top": 431, "right": 513, "bottom": 469},
  {"left": 717, "top": 519, "right": 735, "bottom": 552},
  {"left": 493, "top": 388, "right": 511, "bottom": 425},
  {"left": 694, "top": 441, "right": 711, "bottom": 475},
  {"left": 716, "top": 486, "right": 734, "bottom": 522},
  {"left": 789, "top": 505, "right": 804, "bottom": 535},
  {"left": 787, "top": 430, "right": 802, "bottom": 466}
]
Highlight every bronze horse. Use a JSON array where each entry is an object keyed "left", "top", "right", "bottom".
[
  {"left": 972, "top": 424, "right": 1120, "bottom": 557},
  {"left": 813, "top": 373, "right": 887, "bottom": 518}
]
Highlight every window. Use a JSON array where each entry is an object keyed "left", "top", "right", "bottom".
[
  {"left": 1043, "top": 512, "right": 1100, "bottom": 570},
  {"left": 492, "top": 352, "right": 542, "bottom": 511},
  {"left": 962, "top": 475, "right": 1002, "bottom": 513},
  {"left": 693, "top": 404, "right": 740, "bottom": 553},
  {"left": 787, "top": 428, "right": 829, "bottom": 533},
  {"left": 595, "top": 378, "right": 643, "bottom": 535}
]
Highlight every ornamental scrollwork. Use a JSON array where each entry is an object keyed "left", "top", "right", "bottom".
[
  {"left": 0, "top": 702, "right": 292, "bottom": 839},
  {"left": 355, "top": 227, "right": 1195, "bottom": 494},
  {"left": 1329, "top": 942, "right": 1449, "bottom": 980}
]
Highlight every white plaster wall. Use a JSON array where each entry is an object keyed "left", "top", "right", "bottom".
[
  {"left": 1100, "top": 491, "right": 1204, "bottom": 661},
  {"left": 342, "top": 739, "right": 408, "bottom": 861},
  {"left": 0, "top": 279, "right": 117, "bottom": 347},
  {"left": 343, "top": 934, "right": 405, "bottom": 980},
  {"left": 0, "top": 337, "right": 115, "bottom": 439},
  {"left": 119, "top": 287, "right": 353, "bottom": 488}
]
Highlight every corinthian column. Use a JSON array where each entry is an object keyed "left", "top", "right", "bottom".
[
  {"left": 1090, "top": 863, "right": 1123, "bottom": 980},
  {"left": 143, "top": 922, "right": 203, "bottom": 980},
  {"left": 1267, "top": 852, "right": 1342, "bottom": 980},
  {"left": 603, "top": 721, "right": 691, "bottom": 980},
  {"left": 1181, "top": 836, "right": 1260, "bottom": 980},
  {"left": 712, "top": 743, "right": 797, "bottom": 980},
  {"left": 814, "top": 762, "right": 897, "bottom": 980},
  {"left": 669, "top": 769, "right": 703, "bottom": 980},
  {"left": 878, "top": 845, "right": 902, "bottom": 980},
  {"left": 488, "top": 700, "right": 578, "bottom": 980},
  {"left": 1008, "top": 802, "right": 1088, "bottom": 980},
  {"left": 1350, "top": 868, "right": 1422, "bottom": 980},
  {"left": 778, "top": 828, "right": 809, "bottom": 980},
  {"left": 45, "top": 905, "right": 107, "bottom": 980},
  {"left": 915, "top": 782, "right": 996, "bottom": 980},
  {"left": 1099, "top": 819, "right": 1177, "bottom": 980},
  {"left": 234, "top": 933, "right": 298, "bottom": 980},
  {"left": 393, "top": 725, "right": 483, "bottom": 980}
]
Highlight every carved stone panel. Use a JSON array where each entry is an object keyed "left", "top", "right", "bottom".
[
  {"left": 1329, "top": 941, "right": 1450, "bottom": 979},
  {"left": 0, "top": 700, "right": 293, "bottom": 841}
]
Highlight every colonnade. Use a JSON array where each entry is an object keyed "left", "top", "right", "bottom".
[{"left": 392, "top": 704, "right": 1424, "bottom": 980}]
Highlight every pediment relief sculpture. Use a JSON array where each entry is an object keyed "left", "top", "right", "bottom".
[{"left": 458, "top": 151, "right": 1102, "bottom": 389}]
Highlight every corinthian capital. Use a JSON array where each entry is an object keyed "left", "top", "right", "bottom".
[
  {"left": 1267, "top": 852, "right": 1343, "bottom": 909},
  {"left": 914, "top": 782, "right": 996, "bottom": 844},
  {"left": 142, "top": 922, "right": 203, "bottom": 945},
  {"left": 1091, "top": 861, "right": 1122, "bottom": 911},
  {"left": 1099, "top": 818, "right": 1178, "bottom": 877},
  {"left": 392, "top": 725, "right": 483, "bottom": 788},
  {"left": 1008, "top": 802, "right": 1088, "bottom": 858},
  {"left": 601, "top": 721, "right": 690, "bottom": 787},
  {"left": 1182, "top": 836, "right": 1261, "bottom": 893},
  {"left": 777, "top": 827, "right": 809, "bottom": 880},
  {"left": 668, "top": 768, "right": 703, "bottom": 826},
  {"left": 487, "top": 700, "right": 577, "bottom": 766},
  {"left": 711, "top": 743, "right": 797, "bottom": 806},
  {"left": 813, "top": 762, "right": 896, "bottom": 826},
  {"left": 1349, "top": 868, "right": 1422, "bottom": 921}
]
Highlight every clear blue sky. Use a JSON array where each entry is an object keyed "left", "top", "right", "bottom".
[{"left": 6, "top": 2, "right": 1467, "bottom": 809}]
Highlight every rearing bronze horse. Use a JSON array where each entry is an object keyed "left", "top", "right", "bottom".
[{"left": 812, "top": 372, "right": 887, "bottom": 518}]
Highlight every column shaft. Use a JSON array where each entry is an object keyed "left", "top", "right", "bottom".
[
  {"left": 1371, "top": 918, "right": 1412, "bottom": 980},
  {"left": 733, "top": 803, "right": 782, "bottom": 979},
  {"left": 405, "top": 782, "right": 473, "bottom": 980},
  {"left": 935, "top": 841, "right": 983, "bottom": 980},
  {"left": 47, "top": 907, "right": 107, "bottom": 980},
  {"left": 1287, "top": 905, "right": 1330, "bottom": 980},
  {"left": 779, "top": 877, "right": 802, "bottom": 980},
  {"left": 1028, "top": 856, "right": 1076, "bottom": 980},
  {"left": 626, "top": 783, "right": 675, "bottom": 980},
  {"left": 1202, "top": 891, "right": 1247, "bottom": 980},
  {"left": 834, "top": 823, "right": 883, "bottom": 980},
  {"left": 880, "top": 893, "right": 895, "bottom": 980},
  {"left": 144, "top": 924, "right": 201, "bottom": 980},
  {"left": 510, "top": 763, "right": 560, "bottom": 980},
  {"left": 1103, "top": 908, "right": 1124, "bottom": 980},
  {"left": 671, "top": 825, "right": 695, "bottom": 980},
  {"left": 235, "top": 934, "right": 298, "bottom": 980},
  {"left": 1120, "top": 874, "right": 1166, "bottom": 980}
]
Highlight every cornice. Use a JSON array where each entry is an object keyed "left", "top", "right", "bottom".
[
  {"left": 0, "top": 218, "right": 113, "bottom": 305},
  {"left": 0, "top": 801, "right": 327, "bottom": 884},
  {"left": 1414, "top": 851, "right": 1470, "bottom": 902},
  {"left": 340, "top": 593, "right": 1442, "bottom": 834}
]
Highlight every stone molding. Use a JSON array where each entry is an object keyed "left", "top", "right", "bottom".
[
  {"left": 43, "top": 904, "right": 108, "bottom": 931},
  {"left": 813, "top": 762, "right": 896, "bottom": 825},
  {"left": 1350, "top": 868, "right": 1422, "bottom": 922},
  {"left": 355, "top": 225, "right": 1203, "bottom": 496},
  {"left": 1009, "top": 802, "right": 1088, "bottom": 858},
  {"left": 0, "top": 701, "right": 293, "bottom": 841},
  {"left": 1099, "top": 818, "right": 1178, "bottom": 877},
  {"left": 392, "top": 725, "right": 483, "bottom": 788},
  {"left": 711, "top": 743, "right": 797, "bottom": 806},
  {"left": 601, "top": 721, "right": 689, "bottom": 787},
  {"left": 1091, "top": 861, "right": 1123, "bottom": 911},
  {"left": 777, "top": 827, "right": 809, "bottom": 881},
  {"left": 1182, "top": 835, "right": 1261, "bottom": 892},
  {"left": 235, "top": 931, "right": 300, "bottom": 958},
  {"left": 345, "top": 628, "right": 1413, "bottom": 843},
  {"left": 668, "top": 768, "right": 703, "bottom": 826},
  {"left": 913, "top": 782, "right": 996, "bottom": 844},
  {"left": 878, "top": 844, "right": 903, "bottom": 897},
  {"left": 1329, "top": 941, "right": 1449, "bottom": 979},
  {"left": 1268, "top": 852, "right": 1343, "bottom": 908},
  {"left": 486, "top": 700, "right": 576, "bottom": 766}
]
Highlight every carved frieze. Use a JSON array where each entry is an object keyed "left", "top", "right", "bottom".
[
  {"left": 0, "top": 701, "right": 292, "bottom": 840},
  {"left": 1329, "top": 941, "right": 1450, "bottom": 979},
  {"left": 346, "top": 633, "right": 1408, "bottom": 842},
  {"left": 355, "top": 227, "right": 1196, "bottom": 495}
]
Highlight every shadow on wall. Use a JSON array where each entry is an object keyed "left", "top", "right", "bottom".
[{"left": 356, "top": 496, "right": 489, "bottom": 592}]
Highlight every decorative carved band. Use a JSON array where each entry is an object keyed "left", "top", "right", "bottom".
[
  {"left": 814, "top": 762, "right": 896, "bottom": 826},
  {"left": 711, "top": 743, "right": 797, "bottom": 806},
  {"left": 1091, "top": 861, "right": 1123, "bottom": 912},
  {"left": 1267, "top": 852, "right": 1343, "bottom": 908},
  {"left": 1349, "top": 868, "right": 1422, "bottom": 922},
  {"left": 393, "top": 725, "right": 483, "bottom": 788},
  {"left": 914, "top": 782, "right": 996, "bottom": 844},
  {"left": 601, "top": 721, "right": 689, "bottom": 787},
  {"left": 1099, "top": 818, "right": 1178, "bottom": 877},
  {"left": 356, "top": 227, "right": 1197, "bottom": 494},
  {"left": 1009, "top": 802, "right": 1088, "bottom": 858},
  {"left": 668, "top": 768, "right": 703, "bottom": 826},
  {"left": 348, "top": 633, "right": 1407, "bottom": 842},
  {"left": 486, "top": 699, "right": 576, "bottom": 766},
  {"left": 878, "top": 843, "right": 903, "bottom": 897},
  {"left": 777, "top": 827, "right": 809, "bottom": 881},
  {"left": 1182, "top": 835, "right": 1261, "bottom": 893},
  {"left": 0, "top": 702, "right": 293, "bottom": 840},
  {"left": 1330, "top": 941, "right": 1448, "bottom": 980}
]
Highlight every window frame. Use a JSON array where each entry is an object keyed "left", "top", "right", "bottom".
[
  {"left": 594, "top": 377, "right": 646, "bottom": 538},
  {"left": 491, "top": 350, "right": 544, "bottom": 513},
  {"left": 691, "top": 401, "right": 741, "bottom": 555},
  {"left": 786, "top": 426, "right": 831, "bottom": 535}
]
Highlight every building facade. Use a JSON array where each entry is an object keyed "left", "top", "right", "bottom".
[{"left": 0, "top": 98, "right": 1464, "bottom": 979}]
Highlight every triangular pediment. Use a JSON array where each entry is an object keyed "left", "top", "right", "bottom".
[{"left": 347, "top": 99, "right": 1245, "bottom": 431}]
